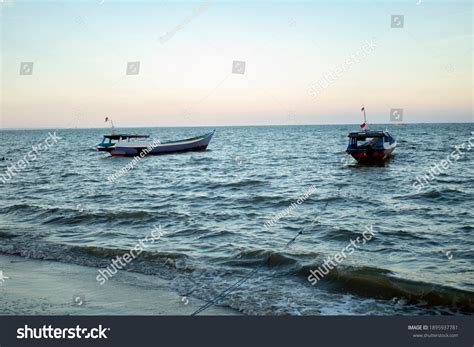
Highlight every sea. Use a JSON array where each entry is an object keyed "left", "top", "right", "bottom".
[{"left": 0, "top": 123, "right": 473, "bottom": 315}]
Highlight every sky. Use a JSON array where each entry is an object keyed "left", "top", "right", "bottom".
[{"left": 0, "top": 0, "right": 472, "bottom": 129}]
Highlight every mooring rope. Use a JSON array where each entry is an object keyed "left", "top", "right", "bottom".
[{"left": 191, "top": 201, "right": 329, "bottom": 316}]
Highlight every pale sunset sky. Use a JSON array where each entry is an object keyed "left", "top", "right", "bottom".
[{"left": 1, "top": 0, "right": 472, "bottom": 128}]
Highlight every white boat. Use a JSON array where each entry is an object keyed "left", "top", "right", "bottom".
[{"left": 97, "top": 131, "right": 215, "bottom": 157}]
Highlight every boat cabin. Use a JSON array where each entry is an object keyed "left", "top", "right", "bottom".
[
  {"left": 98, "top": 134, "right": 149, "bottom": 149},
  {"left": 347, "top": 130, "right": 395, "bottom": 152},
  {"left": 100, "top": 134, "right": 150, "bottom": 146}
]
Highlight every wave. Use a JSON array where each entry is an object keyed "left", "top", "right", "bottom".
[
  {"left": 397, "top": 188, "right": 469, "bottom": 203},
  {"left": 190, "top": 157, "right": 216, "bottom": 163},
  {"left": 458, "top": 225, "right": 473, "bottom": 233},
  {"left": 59, "top": 172, "right": 81, "bottom": 178},
  {"left": 324, "top": 228, "right": 365, "bottom": 242},
  {"left": 382, "top": 228, "right": 427, "bottom": 240},
  {"left": 317, "top": 196, "right": 344, "bottom": 203},
  {"left": 435, "top": 177, "right": 474, "bottom": 185},
  {"left": 206, "top": 179, "right": 266, "bottom": 189},
  {"left": 198, "top": 230, "right": 237, "bottom": 239},
  {"left": 74, "top": 245, "right": 186, "bottom": 261},
  {"left": 239, "top": 195, "right": 283, "bottom": 204},
  {"left": 1, "top": 237, "right": 473, "bottom": 314},
  {"left": 0, "top": 231, "right": 16, "bottom": 239},
  {"left": 40, "top": 210, "right": 156, "bottom": 226},
  {"left": 222, "top": 249, "right": 299, "bottom": 268},
  {"left": 0, "top": 239, "right": 193, "bottom": 277},
  {"left": 0, "top": 203, "right": 171, "bottom": 227},
  {"left": 300, "top": 264, "right": 474, "bottom": 313}
]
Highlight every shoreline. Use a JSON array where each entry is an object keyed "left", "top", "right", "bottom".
[{"left": 0, "top": 254, "right": 239, "bottom": 315}]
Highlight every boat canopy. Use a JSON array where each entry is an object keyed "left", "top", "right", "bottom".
[
  {"left": 348, "top": 130, "right": 388, "bottom": 139},
  {"left": 103, "top": 134, "right": 150, "bottom": 140}
]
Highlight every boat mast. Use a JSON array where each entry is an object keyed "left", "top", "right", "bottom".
[
  {"left": 362, "top": 105, "right": 368, "bottom": 130},
  {"left": 105, "top": 117, "right": 116, "bottom": 134}
]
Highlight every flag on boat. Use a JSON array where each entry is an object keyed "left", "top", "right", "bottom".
[
  {"left": 360, "top": 106, "right": 366, "bottom": 128},
  {"left": 105, "top": 117, "right": 109, "bottom": 122}
]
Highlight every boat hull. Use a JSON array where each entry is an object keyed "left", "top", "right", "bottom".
[
  {"left": 346, "top": 130, "right": 397, "bottom": 164},
  {"left": 348, "top": 147, "right": 395, "bottom": 164},
  {"left": 109, "top": 131, "right": 214, "bottom": 157}
]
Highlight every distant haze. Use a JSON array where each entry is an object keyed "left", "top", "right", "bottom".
[{"left": 1, "top": 0, "right": 472, "bottom": 129}]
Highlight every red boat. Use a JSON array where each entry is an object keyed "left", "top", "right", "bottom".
[{"left": 346, "top": 130, "right": 397, "bottom": 164}]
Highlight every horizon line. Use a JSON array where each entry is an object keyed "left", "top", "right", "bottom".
[{"left": 1, "top": 120, "right": 473, "bottom": 131}]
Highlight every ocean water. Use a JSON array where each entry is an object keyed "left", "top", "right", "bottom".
[{"left": 0, "top": 123, "right": 473, "bottom": 315}]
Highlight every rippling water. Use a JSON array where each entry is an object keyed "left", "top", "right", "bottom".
[{"left": 1, "top": 123, "right": 473, "bottom": 315}]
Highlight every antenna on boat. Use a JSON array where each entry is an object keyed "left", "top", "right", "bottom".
[{"left": 105, "top": 117, "right": 116, "bottom": 134}]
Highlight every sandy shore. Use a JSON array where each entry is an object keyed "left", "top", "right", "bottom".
[{"left": 0, "top": 254, "right": 239, "bottom": 315}]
